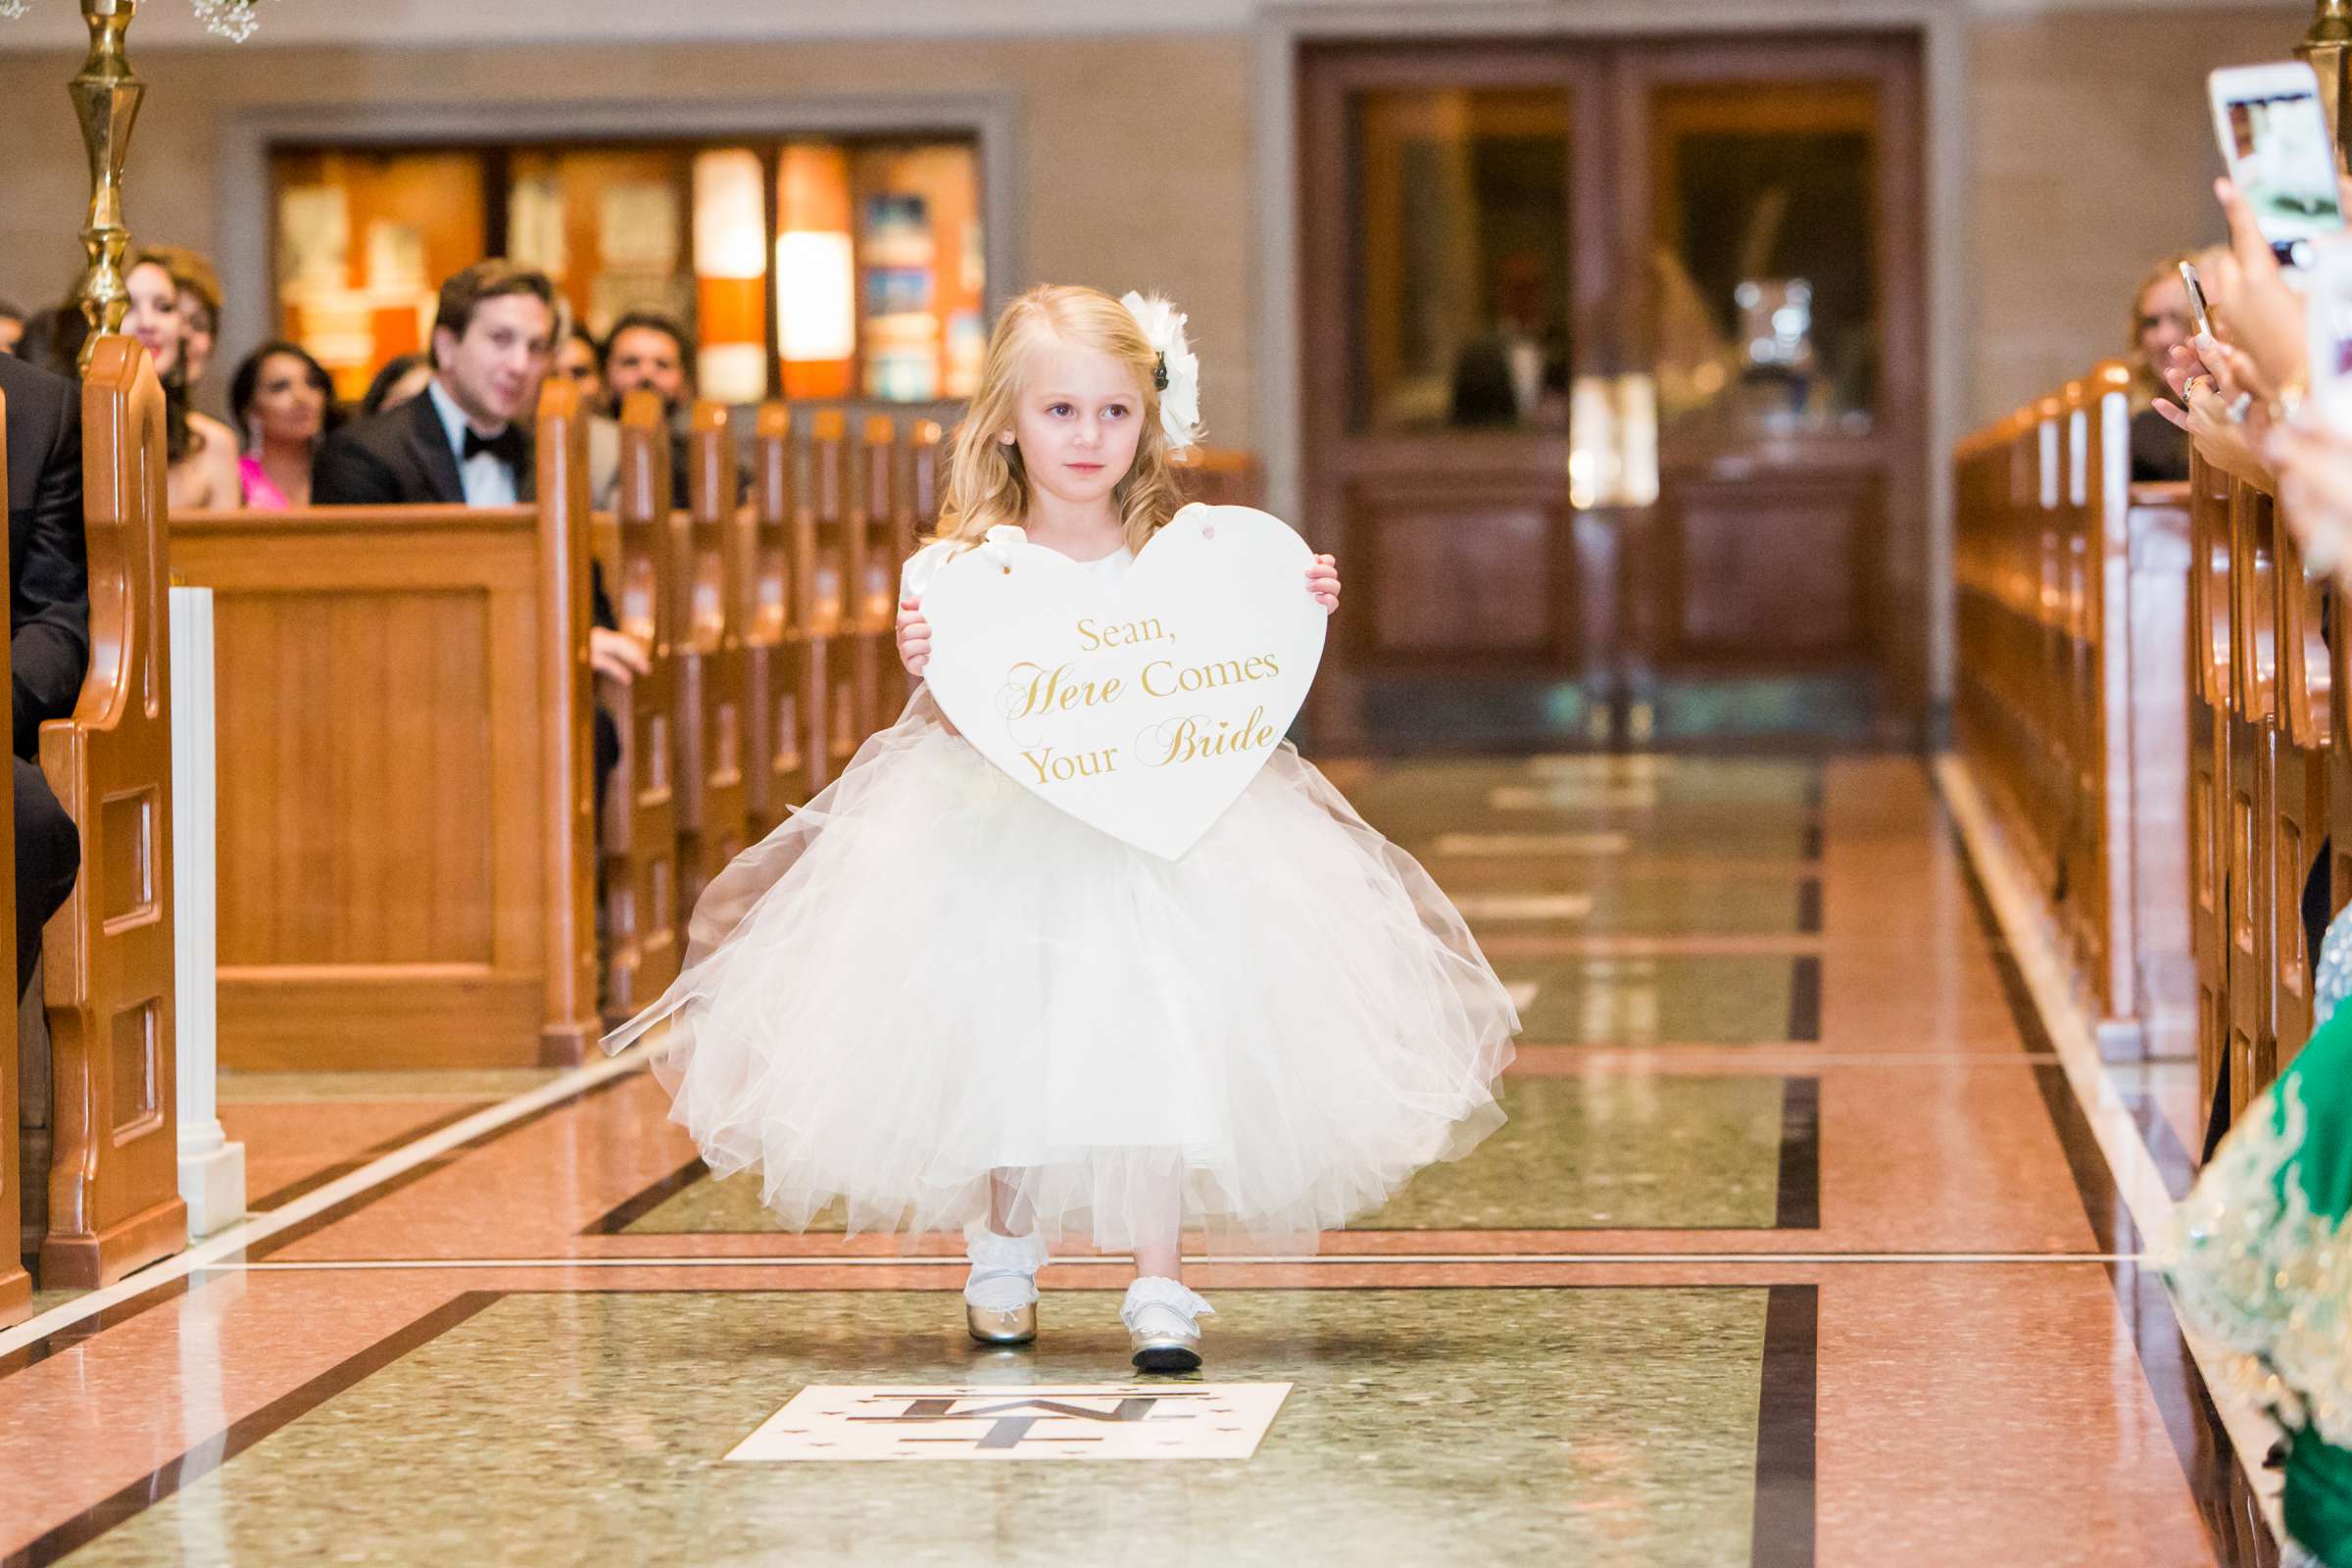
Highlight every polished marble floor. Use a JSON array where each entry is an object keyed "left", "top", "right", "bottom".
[{"left": 0, "top": 757, "right": 2266, "bottom": 1566}]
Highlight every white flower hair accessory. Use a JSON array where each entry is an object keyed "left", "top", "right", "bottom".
[{"left": 1120, "top": 291, "right": 1201, "bottom": 453}]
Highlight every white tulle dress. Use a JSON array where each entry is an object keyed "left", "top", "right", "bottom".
[{"left": 606, "top": 514, "right": 1519, "bottom": 1253}]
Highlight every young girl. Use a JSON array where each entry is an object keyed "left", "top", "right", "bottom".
[{"left": 608, "top": 284, "right": 1518, "bottom": 1371}]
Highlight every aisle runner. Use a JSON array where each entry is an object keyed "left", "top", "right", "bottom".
[{"left": 727, "top": 1384, "right": 1292, "bottom": 1462}]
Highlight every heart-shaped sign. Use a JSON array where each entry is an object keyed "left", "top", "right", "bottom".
[{"left": 918, "top": 505, "right": 1327, "bottom": 859}]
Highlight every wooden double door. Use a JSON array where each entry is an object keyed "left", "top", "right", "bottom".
[{"left": 1299, "top": 32, "right": 1927, "bottom": 750}]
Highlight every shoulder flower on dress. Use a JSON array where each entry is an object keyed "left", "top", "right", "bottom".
[
  {"left": 1120, "top": 291, "right": 1202, "bottom": 454},
  {"left": 979, "top": 524, "right": 1027, "bottom": 567}
]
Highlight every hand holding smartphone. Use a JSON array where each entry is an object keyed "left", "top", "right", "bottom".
[{"left": 2208, "top": 61, "right": 2346, "bottom": 270}]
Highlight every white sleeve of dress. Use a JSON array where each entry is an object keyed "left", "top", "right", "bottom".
[{"left": 900, "top": 541, "right": 956, "bottom": 603}]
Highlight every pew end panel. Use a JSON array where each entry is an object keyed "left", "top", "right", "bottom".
[
  {"left": 39, "top": 336, "right": 185, "bottom": 1289},
  {"left": 175, "top": 384, "right": 602, "bottom": 1071}
]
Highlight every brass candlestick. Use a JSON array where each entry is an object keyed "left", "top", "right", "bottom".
[
  {"left": 2300, "top": 0, "right": 2352, "bottom": 171},
  {"left": 71, "top": 0, "right": 144, "bottom": 368}
]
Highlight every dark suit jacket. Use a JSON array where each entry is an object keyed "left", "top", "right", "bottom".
[
  {"left": 0, "top": 355, "right": 90, "bottom": 761},
  {"left": 313, "top": 388, "right": 613, "bottom": 628}
]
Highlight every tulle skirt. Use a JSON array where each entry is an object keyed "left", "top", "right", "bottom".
[{"left": 605, "top": 691, "right": 1519, "bottom": 1253}]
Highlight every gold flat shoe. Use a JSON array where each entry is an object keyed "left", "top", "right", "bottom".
[
  {"left": 1121, "top": 1277, "right": 1213, "bottom": 1372},
  {"left": 967, "top": 1298, "right": 1038, "bottom": 1346}
]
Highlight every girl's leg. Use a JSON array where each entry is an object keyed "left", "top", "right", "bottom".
[
  {"left": 1127, "top": 1164, "right": 1184, "bottom": 1281},
  {"left": 1121, "top": 1167, "right": 1209, "bottom": 1370},
  {"left": 1132, "top": 1238, "right": 1183, "bottom": 1282},
  {"left": 966, "top": 1168, "right": 1046, "bottom": 1347},
  {"left": 987, "top": 1168, "right": 1035, "bottom": 1238}
]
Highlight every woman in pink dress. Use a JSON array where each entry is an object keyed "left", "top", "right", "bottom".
[{"left": 229, "top": 341, "right": 338, "bottom": 510}]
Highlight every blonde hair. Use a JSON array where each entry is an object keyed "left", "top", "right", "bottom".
[
  {"left": 934, "top": 284, "right": 1188, "bottom": 555},
  {"left": 2129, "top": 252, "right": 2198, "bottom": 401}
]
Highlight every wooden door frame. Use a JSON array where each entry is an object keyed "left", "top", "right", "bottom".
[
  {"left": 1256, "top": 2, "right": 1967, "bottom": 750},
  {"left": 1297, "top": 42, "right": 1620, "bottom": 747},
  {"left": 1608, "top": 33, "right": 1929, "bottom": 725}
]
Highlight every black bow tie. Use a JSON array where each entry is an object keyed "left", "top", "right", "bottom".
[{"left": 462, "top": 425, "right": 524, "bottom": 466}]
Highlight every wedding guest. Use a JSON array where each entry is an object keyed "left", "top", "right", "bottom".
[
  {"left": 17, "top": 300, "right": 86, "bottom": 378},
  {"left": 555, "top": 323, "right": 604, "bottom": 407},
  {"left": 360, "top": 352, "right": 434, "bottom": 419},
  {"left": 144, "top": 245, "right": 224, "bottom": 389},
  {"left": 601, "top": 311, "right": 691, "bottom": 415},
  {"left": 598, "top": 310, "right": 698, "bottom": 504},
  {"left": 314, "top": 261, "right": 556, "bottom": 510},
  {"left": 229, "top": 340, "right": 338, "bottom": 510},
  {"left": 2128, "top": 255, "right": 2197, "bottom": 482},
  {"left": 313, "top": 261, "right": 645, "bottom": 808},
  {"left": 556, "top": 323, "right": 624, "bottom": 506},
  {"left": 123, "top": 254, "right": 238, "bottom": 509},
  {"left": 0, "top": 350, "right": 87, "bottom": 995}
]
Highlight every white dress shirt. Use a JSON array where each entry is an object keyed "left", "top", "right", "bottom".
[{"left": 427, "top": 377, "right": 520, "bottom": 508}]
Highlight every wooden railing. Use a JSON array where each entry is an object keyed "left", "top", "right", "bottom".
[{"left": 1952, "top": 361, "right": 2196, "bottom": 1062}]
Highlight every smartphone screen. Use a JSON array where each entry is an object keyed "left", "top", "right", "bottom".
[{"left": 2210, "top": 63, "right": 2346, "bottom": 267}]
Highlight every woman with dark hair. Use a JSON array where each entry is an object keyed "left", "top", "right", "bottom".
[
  {"left": 230, "top": 341, "right": 339, "bottom": 511},
  {"left": 359, "top": 352, "right": 434, "bottom": 419}
]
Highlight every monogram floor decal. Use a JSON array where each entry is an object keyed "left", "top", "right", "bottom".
[{"left": 725, "top": 1383, "right": 1294, "bottom": 1462}]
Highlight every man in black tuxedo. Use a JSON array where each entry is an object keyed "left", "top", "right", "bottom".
[
  {"left": 0, "top": 353, "right": 89, "bottom": 996},
  {"left": 312, "top": 261, "right": 648, "bottom": 805}
]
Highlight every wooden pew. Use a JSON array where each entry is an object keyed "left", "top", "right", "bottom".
[
  {"left": 1952, "top": 362, "right": 2195, "bottom": 1060},
  {"left": 597, "top": 392, "right": 684, "bottom": 1021},
  {"left": 743, "top": 405, "right": 808, "bottom": 843},
  {"left": 2180, "top": 449, "right": 2336, "bottom": 1126},
  {"left": 2225, "top": 479, "right": 2282, "bottom": 1124},
  {"left": 859, "top": 416, "right": 942, "bottom": 721},
  {"left": 807, "top": 412, "right": 859, "bottom": 790},
  {"left": 2270, "top": 478, "right": 2331, "bottom": 1085},
  {"left": 37, "top": 336, "right": 185, "bottom": 1288},
  {"left": 673, "top": 401, "right": 749, "bottom": 926},
  {"left": 0, "top": 385, "right": 24, "bottom": 1326},
  {"left": 2186, "top": 453, "right": 2234, "bottom": 1127},
  {"left": 172, "top": 381, "right": 601, "bottom": 1069}
]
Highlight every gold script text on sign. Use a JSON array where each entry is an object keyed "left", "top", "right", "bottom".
[{"left": 1003, "top": 616, "right": 1288, "bottom": 785}]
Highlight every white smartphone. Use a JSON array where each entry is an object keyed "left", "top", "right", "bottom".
[
  {"left": 2209, "top": 61, "right": 2346, "bottom": 269},
  {"left": 2178, "top": 261, "right": 2214, "bottom": 339}
]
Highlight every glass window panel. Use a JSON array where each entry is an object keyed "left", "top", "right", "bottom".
[
  {"left": 509, "top": 148, "right": 696, "bottom": 340},
  {"left": 272, "top": 149, "right": 485, "bottom": 403},
  {"left": 272, "top": 134, "right": 982, "bottom": 409},
  {"left": 1351, "top": 87, "right": 1573, "bottom": 432},
  {"left": 847, "top": 142, "right": 984, "bottom": 402},
  {"left": 1650, "top": 81, "right": 1878, "bottom": 436}
]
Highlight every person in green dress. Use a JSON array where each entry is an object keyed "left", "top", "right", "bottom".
[{"left": 2170, "top": 997, "right": 2351, "bottom": 1566}]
